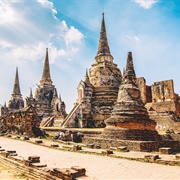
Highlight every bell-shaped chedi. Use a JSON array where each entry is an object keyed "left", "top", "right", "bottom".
[
  {"left": 26, "top": 48, "right": 67, "bottom": 119},
  {"left": 40, "top": 48, "right": 53, "bottom": 86},
  {"left": 8, "top": 67, "right": 24, "bottom": 110},
  {"left": 88, "top": 13, "right": 122, "bottom": 126},
  {"left": 96, "top": 12, "right": 111, "bottom": 58},
  {"left": 89, "top": 13, "right": 122, "bottom": 88},
  {"left": 103, "top": 52, "right": 160, "bottom": 141}
]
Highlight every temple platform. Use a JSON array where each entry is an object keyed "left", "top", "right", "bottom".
[{"left": 82, "top": 136, "right": 180, "bottom": 152}]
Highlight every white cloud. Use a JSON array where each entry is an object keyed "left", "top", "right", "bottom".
[
  {"left": 0, "top": 0, "right": 84, "bottom": 65},
  {"left": 0, "top": 1, "right": 19, "bottom": 24},
  {"left": 133, "top": 0, "right": 158, "bottom": 9},
  {"left": 125, "top": 35, "right": 140, "bottom": 42},
  {"left": 65, "top": 26, "right": 84, "bottom": 47},
  {"left": 36, "top": 0, "right": 57, "bottom": 17}
]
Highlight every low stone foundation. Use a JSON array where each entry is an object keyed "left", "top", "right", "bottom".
[
  {"left": 82, "top": 136, "right": 180, "bottom": 152},
  {"left": 101, "top": 127, "right": 161, "bottom": 141},
  {"left": 0, "top": 147, "right": 86, "bottom": 180}
]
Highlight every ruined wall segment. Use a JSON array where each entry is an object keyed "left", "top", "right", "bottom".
[
  {"left": 151, "top": 80, "right": 175, "bottom": 103},
  {"left": 136, "top": 79, "right": 180, "bottom": 131},
  {"left": 0, "top": 106, "right": 40, "bottom": 137},
  {"left": 136, "top": 77, "right": 147, "bottom": 103}
]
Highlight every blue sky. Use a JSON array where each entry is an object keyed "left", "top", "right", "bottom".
[{"left": 0, "top": 0, "right": 180, "bottom": 112}]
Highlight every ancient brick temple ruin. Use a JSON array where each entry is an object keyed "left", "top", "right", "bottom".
[
  {"left": 0, "top": 68, "right": 41, "bottom": 136},
  {"left": 0, "top": 106, "right": 40, "bottom": 137},
  {"left": 137, "top": 78, "right": 180, "bottom": 132},
  {"left": 8, "top": 67, "right": 24, "bottom": 110},
  {"left": 83, "top": 52, "right": 180, "bottom": 152},
  {"left": 62, "top": 13, "right": 122, "bottom": 128},
  {"left": 0, "top": 68, "right": 24, "bottom": 118},
  {"left": 62, "top": 13, "right": 180, "bottom": 131},
  {"left": 0, "top": 48, "right": 67, "bottom": 135},
  {"left": 25, "top": 48, "right": 67, "bottom": 126}
]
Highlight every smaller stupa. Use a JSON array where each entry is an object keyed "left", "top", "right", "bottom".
[{"left": 102, "top": 52, "right": 161, "bottom": 141}]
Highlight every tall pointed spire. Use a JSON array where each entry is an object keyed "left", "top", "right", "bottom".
[
  {"left": 29, "top": 88, "right": 33, "bottom": 99},
  {"left": 12, "top": 67, "right": 21, "bottom": 96},
  {"left": 4, "top": 101, "right": 7, "bottom": 108},
  {"left": 96, "top": 12, "right": 112, "bottom": 58},
  {"left": 53, "top": 88, "right": 58, "bottom": 98},
  {"left": 84, "top": 69, "right": 90, "bottom": 83},
  {"left": 40, "top": 48, "right": 52, "bottom": 86},
  {"left": 59, "top": 94, "right": 62, "bottom": 102},
  {"left": 123, "top": 52, "right": 136, "bottom": 83}
]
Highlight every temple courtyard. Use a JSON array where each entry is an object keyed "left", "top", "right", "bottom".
[{"left": 0, "top": 136, "right": 180, "bottom": 180}]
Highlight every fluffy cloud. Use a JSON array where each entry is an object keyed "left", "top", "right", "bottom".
[
  {"left": 133, "top": 0, "right": 158, "bottom": 9},
  {"left": 125, "top": 35, "right": 140, "bottom": 42},
  {"left": 0, "top": 0, "right": 84, "bottom": 65}
]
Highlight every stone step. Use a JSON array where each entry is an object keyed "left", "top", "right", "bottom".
[
  {"left": 28, "top": 156, "right": 40, "bottom": 163},
  {"left": 35, "top": 140, "right": 43, "bottom": 144},
  {"left": 31, "top": 162, "right": 47, "bottom": 168},
  {"left": 50, "top": 144, "right": 59, "bottom": 147},
  {"left": 159, "top": 147, "right": 172, "bottom": 154},
  {"left": 144, "top": 155, "right": 160, "bottom": 162},
  {"left": 175, "top": 154, "right": 180, "bottom": 160},
  {"left": 101, "top": 150, "right": 113, "bottom": 155}
]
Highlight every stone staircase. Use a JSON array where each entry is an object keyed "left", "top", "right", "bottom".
[
  {"left": 40, "top": 116, "right": 54, "bottom": 127},
  {"left": 61, "top": 103, "right": 82, "bottom": 128}
]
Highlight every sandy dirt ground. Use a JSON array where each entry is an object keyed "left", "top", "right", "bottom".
[
  {"left": 0, "top": 165, "right": 27, "bottom": 180},
  {"left": 0, "top": 137, "right": 180, "bottom": 179}
]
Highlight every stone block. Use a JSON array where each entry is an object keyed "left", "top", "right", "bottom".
[
  {"left": 8, "top": 153, "right": 17, "bottom": 156},
  {"left": 159, "top": 147, "right": 172, "bottom": 154},
  {"left": 62, "top": 145, "right": 72, "bottom": 150},
  {"left": 102, "top": 150, "right": 113, "bottom": 155},
  {"left": 110, "top": 147, "right": 117, "bottom": 151},
  {"left": 95, "top": 145, "right": 101, "bottom": 149},
  {"left": 86, "top": 144, "right": 94, "bottom": 148},
  {"left": 53, "top": 168, "right": 78, "bottom": 179},
  {"left": 0, "top": 149, "right": 5, "bottom": 152},
  {"left": 117, "top": 146, "right": 129, "bottom": 152},
  {"left": 71, "top": 166, "right": 86, "bottom": 177},
  {"left": 23, "top": 159, "right": 31, "bottom": 166},
  {"left": 1, "top": 152, "right": 9, "bottom": 158},
  {"left": 31, "top": 163, "right": 47, "bottom": 168},
  {"left": 28, "top": 156, "right": 40, "bottom": 163},
  {"left": 6, "top": 150, "right": 17, "bottom": 157},
  {"left": 50, "top": 144, "right": 59, "bottom": 147},
  {"left": 35, "top": 140, "right": 43, "bottom": 144},
  {"left": 144, "top": 155, "right": 160, "bottom": 162},
  {"left": 72, "top": 145, "right": 82, "bottom": 151},
  {"left": 23, "top": 136, "right": 29, "bottom": 140},
  {"left": 175, "top": 154, "right": 180, "bottom": 160},
  {"left": 7, "top": 150, "right": 16, "bottom": 154}
]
